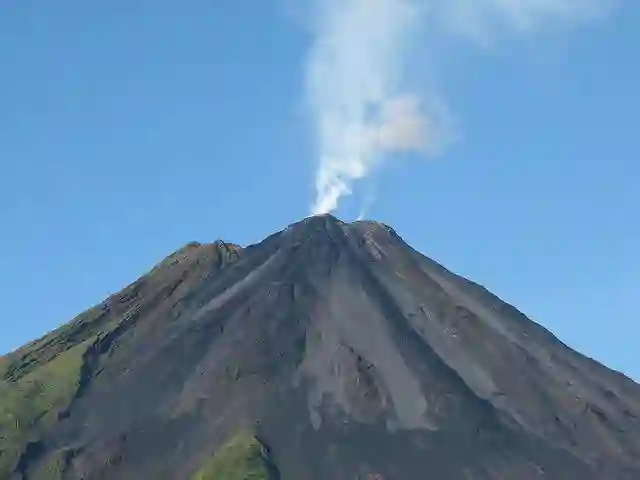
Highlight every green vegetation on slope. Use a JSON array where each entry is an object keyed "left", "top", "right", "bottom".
[
  {"left": 192, "top": 432, "right": 274, "bottom": 480},
  {"left": 0, "top": 340, "right": 89, "bottom": 476},
  {"left": 0, "top": 241, "right": 245, "bottom": 478},
  {"left": 0, "top": 282, "right": 145, "bottom": 478}
]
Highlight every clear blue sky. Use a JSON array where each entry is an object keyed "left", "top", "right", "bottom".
[{"left": 1, "top": 1, "right": 638, "bottom": 380}]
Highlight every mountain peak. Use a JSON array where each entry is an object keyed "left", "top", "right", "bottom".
[
  {"left": 281, "top": 214, "right": 397, "bottom": 245},
  {"left": 297, "top": 213, "right": 345, "bottom": 228},
  {"left": 1, "top": 216, "right": 639, "bottom": 479}
]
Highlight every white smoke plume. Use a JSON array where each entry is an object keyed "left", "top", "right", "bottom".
[{"left": 306, "top": 0, "right": 612, "bottom": 215}]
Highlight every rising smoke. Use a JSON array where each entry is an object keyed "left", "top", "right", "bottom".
[{"left": 306, "top": 0, "right": 612, "bottom": 215}]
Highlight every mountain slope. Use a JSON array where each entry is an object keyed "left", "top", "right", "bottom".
[{"left": 1, "top": 214, "right": 639, "bottom": 479}]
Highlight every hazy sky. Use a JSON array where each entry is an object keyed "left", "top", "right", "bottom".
[{"left": 1, "top": 1, "right": 638, "bottom": 380}]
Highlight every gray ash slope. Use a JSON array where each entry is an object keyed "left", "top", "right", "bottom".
[{"left": 2, "top": 214, "right": 640, "bottom": 479}]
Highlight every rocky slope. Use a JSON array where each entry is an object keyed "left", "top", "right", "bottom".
[{"left": 1, "top": 214, "right": 639, "bottom": 479}]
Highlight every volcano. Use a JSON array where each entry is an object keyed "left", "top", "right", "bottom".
[{"left": 1, "top": 214, "right": 639, "bottom": 479}]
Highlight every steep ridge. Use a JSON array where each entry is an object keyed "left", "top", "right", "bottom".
[
  {"left": 1, "top": 215, "right": 639, "bottom": 479},
  {"left": 0, "top": 241, "right": 242, "bottom": 478}
]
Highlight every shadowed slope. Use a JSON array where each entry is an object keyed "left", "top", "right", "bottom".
[{"left": 1, "top": 215, "right": 639, "bottom": 479}]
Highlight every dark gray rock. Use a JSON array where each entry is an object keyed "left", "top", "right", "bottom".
[{"left": 3, "top": 214, "right": 640, "bottom": 479}]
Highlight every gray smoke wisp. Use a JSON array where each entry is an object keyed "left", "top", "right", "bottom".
[{"left": 306, "top": 0, "right": 611, "bottom": 215}]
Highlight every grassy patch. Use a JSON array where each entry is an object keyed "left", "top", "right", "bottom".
[
  {"left": 0, "top": 340, "right": 89, "bottom": 476},
  {"left": 0, "top": 357, "right": 10, "bottom": 378},
  {"left": 192, "top": 432, "right": 274, "bottom": 480}
]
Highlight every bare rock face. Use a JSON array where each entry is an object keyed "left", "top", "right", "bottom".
[{"left": 2, "top": 214, "right": 640, "bottom": 479}]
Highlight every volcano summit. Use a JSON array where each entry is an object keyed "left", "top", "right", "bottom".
[{"left": 1, "top": 215, "right": 639, "bottom": 479}]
